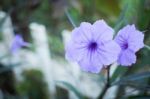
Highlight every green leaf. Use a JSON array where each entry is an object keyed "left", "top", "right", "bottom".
[
  {"left": 56, "top": 81, "right": 87, "bottom": 99},
  {"left": 127, "top": 95, "right": 150, "bottom": 99},
  {"left": 112, "top": 72, "right": 150, "bottom": 85},
  {"left": 110, "top": 66, "right": 128, "bottom": 84},
  {"left": 113, "top": 4, "right": 128, "bottom": 34},
  {"left": 0, "top": 62, "right": 22, "bottom": 73},
  {"left": 65, "top": 8, "right": 77, "bottom": 28},
  {"left": 144, "top": 44, "right": 150, "bottom": 50}
]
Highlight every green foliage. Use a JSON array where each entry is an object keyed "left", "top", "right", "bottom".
[
  {"left": 0, "top": 0, "right": 150, "bottom": 98},
  {"left": 110, "top": 66, "right": 128, "bottom": 84},
  {"left": 0, "top": 62, "right": 22, "bottom": 73},
  {"left": 0, "top": 63, "right": 18, "bottom": 97},
  {"left": 95, "top": 0, "right": 120, "bottom": 23},
  {"left": 137, "top": 0, "right": 150, "bottom": 30},
  {"left": 112, "top": 0, "right": 150, "bottom": 98},
  {"left": 120, "top": 0, "right": 141, "bottom": 24},
  {"left": 55, "top": 85, "right": 69, "bottom": 99},
  {"left": 112, "top": 72, "right": 150, "bottom": 85},
  {"left": 17, "top": 69, "right": 50, "bottom": 99},
  {"left": 48, "top": 35, "right": 64, "bottom": 57},
  {"left": 31, "top": 0, "right": 52, "bottom": 26},
  {"left": 56, "top": 81, "right": 88, "bottom": 99}
]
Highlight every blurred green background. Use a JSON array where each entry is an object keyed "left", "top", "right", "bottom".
[{"left": 0, "top": 0, "right": 150, "bottom": 99}]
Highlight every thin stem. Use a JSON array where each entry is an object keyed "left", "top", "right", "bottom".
[
  {"left": 107, "top": 66, "right": 110, "bottom": 87},
  {"left": 98, "top": 66, "right": 110, "bottom": 99},
  {"left": 65, "top": 8, "right": 76, "bottom": 28},
  {"left": 144, "top": 44, "right": 150, "bottom": 50}
]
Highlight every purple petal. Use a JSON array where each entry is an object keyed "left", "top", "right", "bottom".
[
  {"left": 10, "top": 34, "right": 29, "bottom": 54},
  {"left": 22, "top": 42, "right": 30, "bottom": 46},
  {"left": 71, "top": 22, "right": 92, "bottom": 43},
  {"left": 115, "top": 25, "right": 144, "bottom": 52},
  {"left": 118, "top": 49, "right": 136, "bottom": 66},
  {"left": 14, "top": 35, "right": 24, "bottom": 44},
  {"left": 78, "top": 51, "right": 103, "bottom": 73},
  {"left": 65, "top": 41, "right": 87, "bottom": 62},
  {"left": 65, "top": 20, "right": 121, "bottom": 73},
  {"left": 93, "top": 20, "right": 114, "bottom": 42},
  {"left": 10, "top": 42, "right": 22, "bottom": 54},
  {"left": 97, "top": 41, "right": 121, "bottom": 66},
  {"left": 128, "top": 25, "right": 144, "bottom": 52}
]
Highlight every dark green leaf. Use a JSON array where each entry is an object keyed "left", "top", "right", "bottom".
[
  {"left": 56, "top": 81, "right": 87, "bottom": 99},
  {"left": 110, "top": 66, "right": 128, "bottom": 84},
  {"left": 112, "top": 72, "right": 150, "bottom": 85},
  {"left": 65, "top": 8, "right": 76, "bottom": 28},
  {"left": 113, "top": 4, "right": 128, "bottom": 34},
  {"left": 0, "top": 62, "right": 22, "bottom": 73}
]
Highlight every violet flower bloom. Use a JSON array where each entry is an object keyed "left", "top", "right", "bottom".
[
  {"left": 65, "top": 20, "right": 121, "bottom": 73},
  {"left": 10, "top": 34, "right": 29, "bottom": 54},
  {"left": 115, "top": 25, "right": 144, "bottom": 66}
]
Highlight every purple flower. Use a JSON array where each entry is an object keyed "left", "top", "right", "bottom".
[
  {"left": 10, "top": 34, "right": 29, "bottom": 54},
  {"left": 65, "top": 20, "right": 121, "bottom": 73},
  {"left": 115, "top": 25, "right": 144, "bottom": 66}
]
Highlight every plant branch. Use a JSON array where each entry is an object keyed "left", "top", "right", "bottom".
[
  {"left": 98, "top": 66, "right": 110, "bottom": 99},
  {"left": 144, "top": 44, "right": 150, "bottom": 50},
  {"left": 65, "top": 8, "right": 76, "bottom": 28}
]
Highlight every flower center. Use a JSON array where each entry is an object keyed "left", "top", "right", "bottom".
[
  {"left": 122, "top": 43, "right": 128, "bottom": 50},
  {"left": 88, "top": 42, "right": 98, "bottom": 51}
]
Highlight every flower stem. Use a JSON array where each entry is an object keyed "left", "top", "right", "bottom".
[
  {"left": 65, "top": 8, "right": 76, "bottom": 28},
  {"left": 98, "top": 66, "right": 110, "bottom": 99},
  {"left": 144, "top": 44, "right": 150, "bottom": 50}
]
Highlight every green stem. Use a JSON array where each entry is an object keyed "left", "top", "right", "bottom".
[
  {"left": 65, "top": 8, "right": 76, "bottom": 28},
  {"left": 98, "top": 66, "right": 110, "bottom": 99},
  {"left": 144, "top": 44, "right": 150, "bottom": 50}
]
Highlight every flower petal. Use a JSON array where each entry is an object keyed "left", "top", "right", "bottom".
[
  {"left": 10, "top": 34, "right": 25, "bottom": 54},
  {"left": 71, "top": 22, "right": 92, "bottom": 43},
  {"left": 93, "top": 20, "right": 114, "bottom": 42},
  {"left": 128, "top": 25, "right": 144, "bottom": 52},
  {"left": 65, "top": 41, "right": 87, "bottom": 62},
  {"left": 118, "top": 49, "right": 136, "bottom": 66},
  {"left": 97, "top": 41, "right": 121, "bottom": 66},
  {"left": 115, "top": 25, "right": 144, "bottom": 52},
  {"left": 10, "top": 42, "right": 21, "bottom": 53},
  {"left": 78, "top": 51, "right": 103, "bottom": 73}
]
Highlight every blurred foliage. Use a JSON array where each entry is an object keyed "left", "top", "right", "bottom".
[
  {"left": 0, "top": 0, "right": 121, "bottom": 58},
  {"left": 0, "top": 63, "right": 19, "bottom": 98},
  {"left": 0, "top": 0, "right": 150, "bottom": 98},
  {"left": 48, "top": 35, "right": 64, "bottom": 57},
  {"left": 110, "top": 0, "right": 150, "bottom": 98},
  {"left": 55, "top": 85, "right": 69, "bottom": 99},
  {"left": 56, "top": 81, "right": 86, "bottom": 99},
  {"left": 17, "top": 69, "right": 49, "bottom": 99},
  {"left": 0, "top": 63, "right": 17, "bottom": 95}
]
